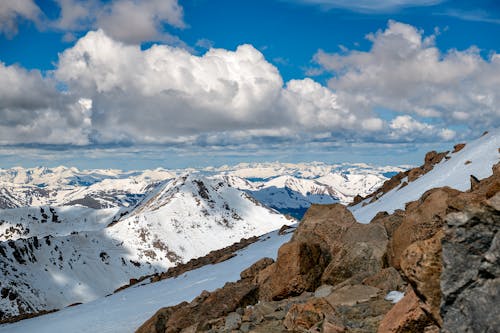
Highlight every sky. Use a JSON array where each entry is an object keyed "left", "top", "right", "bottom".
[{"left": 0, "top": 0, "right": 499, "bottom": 170}]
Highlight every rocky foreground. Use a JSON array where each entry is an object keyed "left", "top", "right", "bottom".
[{"left": 136, "top": 162, "right": 499, "bottom": 333}]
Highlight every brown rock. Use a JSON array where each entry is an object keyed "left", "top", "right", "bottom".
[
  {"left": 407, "top": 167, "right": 424, "bottom": 182},
  {"left": 136, "top": 279, "right": 258, "bottom": 333},
  {"left": 293, "top": 203, "right": 357, "bottom": 253},
  {"left": 377, "top": 288, "right": 432, "bottom": 333},
  {"left": 258, "top": 241, "right": 327, "bottom": 301},
  {"left": 325, "top": 284, "right": 381, "bottom": 307},
  {"left": 321, "top": 222, "right": 388, "bottom": 286},
  {"left": 452, "top": 143, "right": 466, "bottom": 153},
  {"left": 322, "top": 321, "right": 347, "bottom": 333},
  {"left": 388, "top": 187, "right": 460, "bottom": 269},
  {"left": 362, "top": 267, "right": 405, "bottom": 292},
  {"left": 283, "top": 297, "right": 334, "bottom": 331},
  {"left": 240, "top": 257, "right": 274, "bottom": 280},
  {"left": 400, "top": 230, "right": 444, "bottom": 325}
]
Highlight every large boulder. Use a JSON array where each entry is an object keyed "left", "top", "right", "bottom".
[
  {"left": 293, "top": 203, "right": 357, "bottom": 253},
  {"left": 388, "top": 187, "right": 461, "bottom": 269},
  {"left": 321, "top": 221, "right": 388, "bottom": 285},
  {"left": 377, "top": 288, "right": 433, "bottom": 333},
  {"left": 440, "top": 195, "right": 500, "bottom": 333},
  {"left": 292, "top": 203, "right": 389, "bottom": 286},
  {"left": 258, "top": 241, "right": 327, "bottom": 301},
  {"left": 400, "top": 230, "right": 443, "bottom": 325}
]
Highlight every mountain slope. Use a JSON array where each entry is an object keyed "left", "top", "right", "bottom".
[
  {"left": 0, "top": 175, "right": 293, "bottom": 320},
  {"left": 350, "top": 130, "right": 500, "bottom": 223},
  {"left": 0, "top": 229, "right": 294, "bottom": 333}
]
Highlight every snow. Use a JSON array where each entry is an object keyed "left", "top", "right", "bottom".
[
  {"left": 385, "top": 291, "right": 405, "bottom": 303},
  {"left": 351, "top": 130, "right": 500, "bottom": 223},
  {"left": 0, "top": 229, "right": 293, "bottom": 333}
]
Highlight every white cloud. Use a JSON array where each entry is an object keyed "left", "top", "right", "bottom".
[
  {"left": 288, "top": 0, "right": 444, "bottom": 12},
  {"left": 0, "top": 62, "right": 92, "bottom": 145},
  {"left": 53, "top": 30, "right": 388, "bottom": 145},
  {"left": 0, "top": 0, "right": 42, "bottom": 38},
  {"left": 0, "top": 0, "right": 185, "bottom": 44},
  {"left": 315, "top": 20, "right": 500, "bottom": 133},
  {"left": 1, "top": 23, "right": 487, "bottom": 148}
]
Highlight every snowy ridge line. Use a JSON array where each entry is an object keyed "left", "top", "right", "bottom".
[{"left": 350, "top": 129, "right": 500, "bottom": 223}]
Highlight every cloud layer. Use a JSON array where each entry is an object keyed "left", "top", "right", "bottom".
[
  {"left": 0, "top": 21, "right": 498, "bottom": 149},
  {"left": 314, "top": 20, "right": 500, "bottom": 135},
  {"left": 288, "top": 0, "right": 444, "bottom": 12},
  {"left": 0, "top": 0, "right": 184, "bottom": 43}
]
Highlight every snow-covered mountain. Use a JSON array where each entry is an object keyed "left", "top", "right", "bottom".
[
  {"left": 0, "top": 175, "right": 293, "bottom": 319},
  {"left": 350, "top": 130, "right": 500, "bottom": 223},
  {"left": 0, "top": 228, "right": 294, "bottom": 333}
]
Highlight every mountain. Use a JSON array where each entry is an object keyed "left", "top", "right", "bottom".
[
  {"left": 350, "top": 130, "right": 500, "bottom": 223},
  {"left": 2, "top": 130, "right": 498, "bottom": 333},
  {"left": 0, "top": 175, "right": 293, "bottom": 320}
]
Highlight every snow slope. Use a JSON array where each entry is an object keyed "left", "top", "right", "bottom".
[
  {"left": 0, "top": 175, "right": 293, "bottom": 318},
  {"left": 0, "top": 229, "right": 293, "bottom": 333},
  {"left": 351, "top": 130, "right": 500, "bottom": 223}
]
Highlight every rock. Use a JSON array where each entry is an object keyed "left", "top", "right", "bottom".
[
  {"left": 400, "top": 230, "right": 443, "bottom": 325},
  {"left": 441, "top": 202, "right": 500, "bottom": 333},
  {"left": 452, "top": 143, "right": 466, "bottom": 153},
  {"left": 322, "top": 321, "right": 347, "bottom": 332},
  {"left": 240, "top": 257, "right": 274, "bottom": 280},
  {"left": 258, "top": 241, "right": 327, "bottom": 301},
  {"left": 362, "top": 267, "right": 405, "bottom": 292},
  {"left": 136, "top": 279, "right": 258, "bottom": 333},
  {"left": 278, "top": 224, "right": 294, "bottom": 235},
  {"left": 314, "top": 285, "right": 334, "bottom": 298},
  {"left": 225, "top": 312, "right": 242, "bottom": 331},
  {"left": 325, "top": 284, "right": 381, "bottom": 307},
  {"left": 470, "top": 174, "right": 480, "bottom": 190},
  {"left": 293, "top": 204, "right": 357, "bottom": 253},
  {"left": 407, "top": 168, "right": 424, "bottom": 182},
  {"left": 388, "top": 187, "right": 460, "bottom": 269},
  {"left": 321, "top": 222, "right": 388, "bottom": 286},
  {"left": 283, "top": 297, "right": 333, "bottom": 331},
  {"left": 371, "top": 210, "right": 404, "bottom": 238},
  {"left": 377, "top": 288, "right": 433, "bottom": 333}
]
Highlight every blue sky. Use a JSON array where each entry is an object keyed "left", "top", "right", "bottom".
[{"left": 0, "top": 0, "right": 499, "bottom": 169}]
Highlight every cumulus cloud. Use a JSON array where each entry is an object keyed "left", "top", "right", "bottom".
[
  {"left": 314, "top": 20, "right": 500, "bottom": 133},
  {"left": 1, "top": 22, "right": 493, "bottom": 149},
  {"left": 0, "top": 62, "right": 92, "bottom": 145},
  {"left": 55, "top": 30, "right": 381, "bottom": 145},
  {"left": 287, "top": 0, "right": 444, "bottom": 12},
  {"left": 0, "top": 0, "right": 42, "bottom": 38},
  {"left": 0, "top": 0, "right": 185, "bottom": 44}
]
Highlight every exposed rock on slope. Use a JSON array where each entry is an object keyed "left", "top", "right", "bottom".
[
  {"left": 137, "top": 159, "right": 499, "bottom": 333},
  {"left": 441, "top": 194, "right": 500, "bottom": 333}
]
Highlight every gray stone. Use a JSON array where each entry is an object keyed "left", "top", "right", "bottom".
[
  {"left": 441, "top": 205, "right": 500, "bottom": 333},
  {"left": 224, "top": 312, "right": 242, "bottom": 331},
  {"left": 314, "top": 284, "right": 334, "bottom": 298}
]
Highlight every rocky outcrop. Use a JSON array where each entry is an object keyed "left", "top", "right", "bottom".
[
  {"left": 136, "top": 258, "right": 271, "bottom": 333},
  {"left": 293, "top": 204, "right": 389, "bottom": 286},
  {"left": 387, "top": 187, "right": 460, "bottom": 269},
  {"left": 258, "top": 241, "right": 327, "bottom": 301},
  {"left": 377, "top": 288, "right": 434, "bottom": 333},
  {"left": 136, "top": 160, "right": 500, "bottom": 333},
  {"left": 400, "top": 231, "right": 443, "bottom": 325},
  {"left": 440, "top": 194, "right": 500, "bottom": 333}
]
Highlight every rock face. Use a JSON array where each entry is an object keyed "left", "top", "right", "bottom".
[
  {"left": 377, "top": 288, "right": 433, "bottom": 333},
  {"left": 293, "top": 204, "right": 389, "bottom": 286},
  {"left": 440, "top": 194, "right": 500, "bottom": 333},
  {"left": 388, "top": 187, "right": 460, "bottom": 269},
  {"left": 258, "top": 241, "right": 327, "bottom": 301},
  {"left": 400, "top": 230, "right": 443, "bottom": 325}
]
